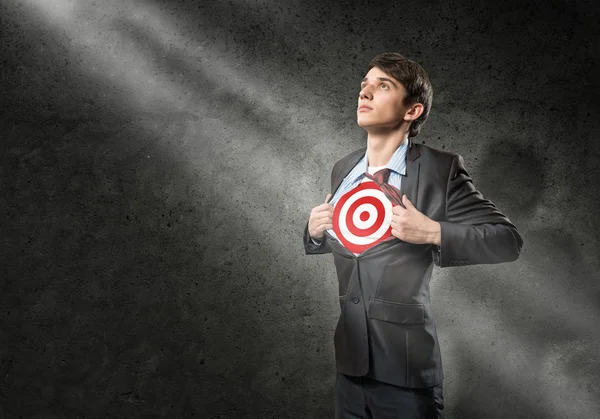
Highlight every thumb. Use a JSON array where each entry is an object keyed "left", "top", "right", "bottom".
[
  {"left": 402, "top": 194, "right": 414, "bottom": 209},
  {"left": 325, "top": 193, "right": 332, "bottom": 203}
]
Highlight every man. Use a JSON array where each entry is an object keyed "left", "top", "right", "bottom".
[{"left": 302, "top": 52, "right": 523, "bottom": 418}]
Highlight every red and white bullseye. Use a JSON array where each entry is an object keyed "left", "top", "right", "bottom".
[{"left": 333, "top": 182, "right": 396, "bottom": 254}]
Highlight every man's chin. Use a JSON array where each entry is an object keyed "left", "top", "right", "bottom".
[
  {"left": 357, "top": 121, "right": 384, "bottom": 133},
  {"left": 356, "top": 118, "right": 374, "bottom": 129}
]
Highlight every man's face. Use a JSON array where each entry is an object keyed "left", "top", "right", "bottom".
[{"left": 357, "top": 66, "right": 411, "bottom": 131}]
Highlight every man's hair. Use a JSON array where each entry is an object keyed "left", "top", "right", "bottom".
[{"left": 368, "top": 52, "right": 433, "bottom": 138}]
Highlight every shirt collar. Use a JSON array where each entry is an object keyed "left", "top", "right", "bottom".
[{"left": 346, "top": 138, "right": 409, "bottom": 183}]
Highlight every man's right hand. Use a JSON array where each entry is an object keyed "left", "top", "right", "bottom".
[{"left": 308, "top": 194, "right": 333, "bottom": 240}]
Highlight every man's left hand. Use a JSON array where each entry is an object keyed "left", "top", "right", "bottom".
[{"left": 390, "top": 195, "right": 441, "bottom": 245}]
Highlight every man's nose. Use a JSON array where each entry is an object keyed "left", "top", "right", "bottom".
[{"left": 359, "top": 86, "right": 372, "bottom": 100}]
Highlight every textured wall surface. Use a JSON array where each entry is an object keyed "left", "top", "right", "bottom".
[{"left": 2, "top": 0, "right": 599, "bottom": 418}]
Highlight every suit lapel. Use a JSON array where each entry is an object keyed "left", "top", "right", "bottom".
[
  {"left": 327, "top": 148, "right": 366, "bottom": 204},
  {"left": 402, "top": 137, "right": 421, "bottom": 210},
  {"left": 380, "top": 138, "right": 420, "bottom": 242}
]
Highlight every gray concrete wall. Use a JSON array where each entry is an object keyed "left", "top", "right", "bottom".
[{"left": 1, "top": 0, "right": 599, "bottom": 417}]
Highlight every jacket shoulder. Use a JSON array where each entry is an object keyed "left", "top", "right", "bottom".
[
  {"left": 413, "top": 141, "right": 460, "bottom": 160},
  {"left": 334, "top": 147, "right": 366, "bottom": 167},
  {"left": 331, "top": 146, "right": 366, "bottom": 176}
]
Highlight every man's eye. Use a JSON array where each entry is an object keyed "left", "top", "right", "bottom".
[{"left": 380, "top": 84, "right": 389, "bottom": 90}]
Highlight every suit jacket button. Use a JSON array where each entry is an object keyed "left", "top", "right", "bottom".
[{"left": 351, "top": 296, "right": 360, "bottom": 304}]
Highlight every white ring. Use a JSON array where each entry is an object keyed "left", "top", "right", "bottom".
[{"left": 352, "top": 203, "right": 377, "bottom": 229}]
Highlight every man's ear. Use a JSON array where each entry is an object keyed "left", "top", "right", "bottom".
[{"left": 405, "top": 103, "right": 424, "bottom": 122}]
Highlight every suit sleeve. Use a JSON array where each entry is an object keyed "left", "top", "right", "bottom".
[
  {"left": 303, "top": 162, "right": 337, "bottom": 255},
  {"left": 432, "top": 154, "right": 524, "bottom": 267},
  {"left": 303, "top": 222, "right": 332, "bottom": 255}
]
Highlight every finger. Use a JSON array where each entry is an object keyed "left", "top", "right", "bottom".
[
  {"left": 402, "top": 194, "right": 414, "bottom": 209},
  {"left": 315, "top": 205, "right": 334, "bottom": 216},
  {"left": 315, "top": 214, "right": 333, "bottom": 224},
  {"left": 392, "top": 204, "right": 405, "bottom": 215},
  {"left": 316, "top": 223, "right": 333, "bottom": 234},
  {"left": 325, "top": 193, "right": 332, "bottom": 203},
  {"left": 391, "top": 211, "right": 407, "bottom": 227},
  {"left": 313, "top": 202, "right": 333, "bottom": 213},
  {"left": 390, "top": 225, "right": 400, "bottom": 239}
]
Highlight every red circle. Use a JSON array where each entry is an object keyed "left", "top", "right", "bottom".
[
  {"left": 359, "top": 211, "right": 369, "bottom": 222},
  {"left": 345, "top": 195, "right": 386, "bottom": 237}
]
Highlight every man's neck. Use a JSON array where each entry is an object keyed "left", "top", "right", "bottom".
[{"left": 366, "top": 131, "right": 408, "bottom": 167}]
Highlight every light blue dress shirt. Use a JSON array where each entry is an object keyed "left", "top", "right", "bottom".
[{"left": 311, "top": 139, "right": 408, "bottom": 245}]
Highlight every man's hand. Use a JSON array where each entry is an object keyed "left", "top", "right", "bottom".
[
  {"left": 391, "top": 195, "right": 441, "bottom": 245},
  {"left": 308, "top": 194, "right": 333, "bottom": 240}
]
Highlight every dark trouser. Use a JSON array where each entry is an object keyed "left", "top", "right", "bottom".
[{"left": 334, "top": 372, "right": 444, "bottom": 419}]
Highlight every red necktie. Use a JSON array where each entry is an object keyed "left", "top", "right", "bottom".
[{"left": 363, "top": 168, "right": 404, "bottom": 207}]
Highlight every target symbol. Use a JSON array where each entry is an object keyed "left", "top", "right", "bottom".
[{"left": 332, "top": 182, "right": 397, "bottom": 254}]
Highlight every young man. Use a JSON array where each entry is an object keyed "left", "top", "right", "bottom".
[{"left": 303, "top": 53, "right": 523, "bottom": 419}]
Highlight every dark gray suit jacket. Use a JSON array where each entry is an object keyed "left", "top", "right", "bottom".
[{"left": 303, "top": 138, "right": 523, "bottom": 388}]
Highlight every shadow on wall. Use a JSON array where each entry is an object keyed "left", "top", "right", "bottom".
[
  {"left": 1, "top": 5, "right": 333, "bottom": 419},
  {"left": 451, "top": 340, "right": 549, "bottom": 419},
  {"left": 476, "top": 138, "right": 545, "bottom": 224},
  {"left": 446, "top": 138, "right": 600, "bottom": 418}
]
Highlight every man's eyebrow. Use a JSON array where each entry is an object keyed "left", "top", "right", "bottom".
[{"left": 361, "top": 76, "right": 398, "bottom": 87}]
